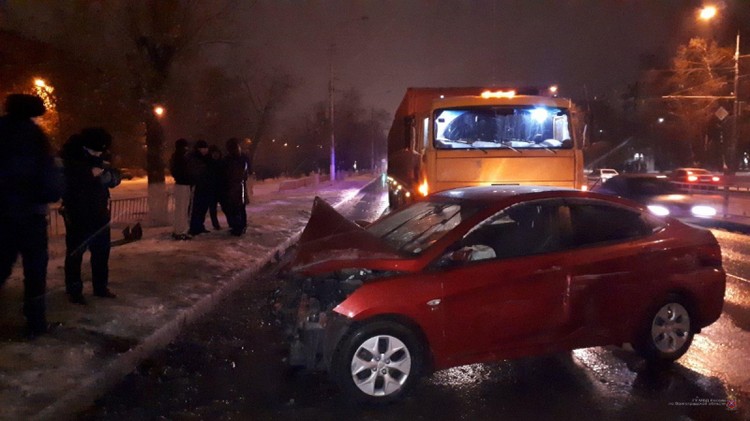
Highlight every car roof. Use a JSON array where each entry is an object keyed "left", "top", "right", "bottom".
[{"left": 431, "top": 185, "right": 580, "bottom": 203}]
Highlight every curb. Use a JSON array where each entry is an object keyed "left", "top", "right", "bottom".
[{"left": 33, "top": 179, "right": 376, "bottom": 421}]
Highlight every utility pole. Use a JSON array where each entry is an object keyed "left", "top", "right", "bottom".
[
  {"left": 730, "top": 31, "right": 740, "bottom": 174},
  {"left": 328, "top": 43, "right": 336, "bottom": 182}
]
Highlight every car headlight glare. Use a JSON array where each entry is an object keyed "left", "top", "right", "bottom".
[
  {"left": 647, "top": 205, "right": 670, "bottom": 216},
  {"left": 691, "top": 205, "right": 716, "bottom": 217}
]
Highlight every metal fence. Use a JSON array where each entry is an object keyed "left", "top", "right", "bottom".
[{"left": 47, "top": 194, "right": 173, "bottom": 235}]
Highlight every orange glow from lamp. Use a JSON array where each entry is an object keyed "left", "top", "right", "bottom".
[
  {"left": 153, "top": 106, "right": 165, "bottom": 117},
  {"left": 699, "top": 5, "right": 717, "bottom": 21}
]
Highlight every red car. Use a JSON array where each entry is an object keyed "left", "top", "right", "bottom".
[
  {"left": 670, "top": 167, "right": 722, "bottom": 184},
  {"left": 275, "top": 186, "right": 726, "bottom": 403}
]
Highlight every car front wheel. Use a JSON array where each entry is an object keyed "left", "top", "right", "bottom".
[
  {"left": 634, "top": 295, "right": 694, "bottom": 363},
  {"left": 333, "top": 321, "right": 423, "bottom": 403}
]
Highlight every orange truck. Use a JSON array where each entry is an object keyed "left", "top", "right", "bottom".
[{"left": 386, "top": 87, "right": 586, "bottom": 208}]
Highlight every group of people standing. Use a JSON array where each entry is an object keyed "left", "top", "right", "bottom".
[
  {"left": 1, "top": 94, "right": 121, "bottom": 336},
  {"left": 170, "top": 137, "right": 251, "bottom": 239},
  {"left": 0, "top": 93, "right": 252, "bottom": 338}
]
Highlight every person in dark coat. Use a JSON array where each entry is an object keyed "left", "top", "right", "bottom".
[
  {"left": 206, "top": 145, "right": 224, "bottom": 230},
  {"left": 169, "top": 138, "right": 193, "bottom": 240},
  {"left": 0, "top": 94, "right": 63, "bottom": 337},
  {"left": 222, "top": 137, "right": 250, "bottom": 236},
  {"left": 61, "top": 127, "right": 121, "bottom": 304},
  {"left": 187, "top": 139, "right": 211, "bottom": 236}
]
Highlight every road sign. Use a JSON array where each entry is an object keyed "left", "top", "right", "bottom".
[{"left": 716, "top": 106, "right": 729, "bottom": 121}]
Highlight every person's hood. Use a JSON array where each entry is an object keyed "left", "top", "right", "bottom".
[{"left": 288, "top": 197, "right": 404, "bottom": 273}]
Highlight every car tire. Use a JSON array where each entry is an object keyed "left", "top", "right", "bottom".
[
  {"left": 332, "top": 321, "right": 423, "bottom": 404},
  {"left": 633, "top": 294, "right": 694, "bottom": 364}
]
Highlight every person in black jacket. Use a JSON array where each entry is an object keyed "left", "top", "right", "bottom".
[
  {"left": 187, "top": 139, "right": 211, "bottom": 236},
  {"left": 222, "top": 138, "right": 250, "bottom": 236},
  {"left": 0, "top": 94, "right": 64, "bottom": 337},
  {"left": 61, "top": 127, "right": 121, "bottom": 305},
  {"left": 169, "top": 138, "right": 193, "bottom": 240},
  {"left": 206, "top": 145, "right": 223, "bottom": 230}
]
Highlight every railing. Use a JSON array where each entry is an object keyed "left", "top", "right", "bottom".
[{"left": 47, "top": 194, "right": 174, "bottom": 235}]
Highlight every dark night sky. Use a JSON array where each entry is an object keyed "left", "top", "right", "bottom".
[{"left": 211, "top": 0, "right": 714, "bottom": 117}]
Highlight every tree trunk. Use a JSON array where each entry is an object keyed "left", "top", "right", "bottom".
[{"left": 145, "top": 113, "right": 169, "bottom": 225}]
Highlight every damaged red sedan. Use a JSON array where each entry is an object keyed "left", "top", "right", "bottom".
[{"left": 274, "top": 186, "right": 726, "bottom": 403}]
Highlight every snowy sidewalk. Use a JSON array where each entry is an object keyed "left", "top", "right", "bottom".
[{"left": 0, "top": 174, "right": 376, "bottom": 421}]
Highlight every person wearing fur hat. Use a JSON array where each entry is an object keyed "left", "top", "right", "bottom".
[
  {"left": 60, "top": 127, "right": 121, "bottom": 305},
  {"left": 0, "top": 94, "right": 64, "bottom": 337}
]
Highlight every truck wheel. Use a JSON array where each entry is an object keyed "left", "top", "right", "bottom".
[
  {"left": 633, "top": 294, "right": 694, "bottom": 364},
  {"left": 333, "top": 321, "right": 423, "bottom": 404}
]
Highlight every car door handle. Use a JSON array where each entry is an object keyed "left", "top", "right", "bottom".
[
  {"left": 534, "top": 265, "right": 561, "bottom": 274},
  {"left": 426, "top": 299, "right": 441, "bottom": 308}
]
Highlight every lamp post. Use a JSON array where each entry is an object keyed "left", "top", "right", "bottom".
[
  {"left": 731, "top": 31, "right": 740, "bottom": 174},
  {"left": 328, "top": 45, "right": 336, "bottom": 182},
  {"left": 699, "top": 5, "right": 742, "bottom": 173}
]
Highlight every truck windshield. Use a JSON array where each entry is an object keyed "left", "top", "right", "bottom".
[{"left": 434, "top": 106, "right": 572, "bottom": 150}]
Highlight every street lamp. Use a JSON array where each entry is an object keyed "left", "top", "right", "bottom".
[
  {"left": 153, "top": 105, "right": 165, "bottom": 117},
  {"left": 32, "top": 77, "right": 55, "bottom": 112},
  {"left": 699, "top": 5, "right": 742, "bottom": 173}
]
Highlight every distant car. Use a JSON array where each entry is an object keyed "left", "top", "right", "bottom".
[
  {"left": 592, "top": 173, "right": 719, "bottom": 220},
  {"left": 273, "top": 186, "right": 726, "bottom": 403},
  {"left": 670, "top": 168, "right": 722, "bottom": 184},
  {"left": 591, "top": 168, "right": 619, "bottom": 181}
]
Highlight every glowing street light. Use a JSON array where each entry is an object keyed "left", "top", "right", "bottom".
[
  {"left": 699, "top": 5, "right": 717, "bottom": 21},
  {"left": 549, "top": 85, "right": 559, "bottom": 97},
  {"left": 31, "top": 77, "right": 55, "bottom": 112},
  {"left": 153, "top": 105, "right": 165, "bottom": 117}
]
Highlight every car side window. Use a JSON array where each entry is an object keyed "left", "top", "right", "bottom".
[
  {"left": 455, "top": 200, "right": 568, "bottom": 262},
  {"left": 567, "top": 201, "right": 657, "bottom": 247}
]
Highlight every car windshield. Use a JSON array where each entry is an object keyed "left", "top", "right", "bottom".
[
  {"left": 366, "top": 199, "right": 482, "bottom": 255},
  {"left": 625, "top": 177, "right": 679, "bottom": 195},
  {"left": 433, "top": 105, "right": 572, "bottom": 149}
]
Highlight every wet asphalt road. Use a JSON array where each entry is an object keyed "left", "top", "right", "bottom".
[{"left": 79, "top": 183, "right": 750, "bottom": 420}]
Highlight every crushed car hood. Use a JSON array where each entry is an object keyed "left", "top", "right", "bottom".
[{"left": 289, "top": 197, "right": 403, "bottom": 271}]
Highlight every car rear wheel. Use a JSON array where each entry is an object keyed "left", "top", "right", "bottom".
[
  {"left": 634, "top": 294, "right": 694, "bottom": 363},
  {"left": 333, "top": 321, "right": 423, "bottom": 403}
]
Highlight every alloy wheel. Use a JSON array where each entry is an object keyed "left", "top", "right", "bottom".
[{"left": 350, "top": 334, "right": 412, "bottom": 396}]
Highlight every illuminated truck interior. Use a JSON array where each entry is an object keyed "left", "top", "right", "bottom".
[{"left": 434, "top": 106, "right": 573, "bottom": 150}]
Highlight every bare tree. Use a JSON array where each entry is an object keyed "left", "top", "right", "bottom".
[
  {"left": 119, "top": 1, "right": 237, "bottom": 224},
  {"left": 658, "top": 38, "right": 734, "bottom": 168},
  {"left": 239, "top": 69, "right": 295, "bottom": 169}
]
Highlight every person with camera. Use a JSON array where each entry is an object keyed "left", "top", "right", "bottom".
[{"left": 61, "top": 127, "right": 121, "bottom": 305}]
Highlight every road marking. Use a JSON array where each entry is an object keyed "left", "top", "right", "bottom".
[{"left": 727, "top": 273, "right": 750, "bottom": 284}]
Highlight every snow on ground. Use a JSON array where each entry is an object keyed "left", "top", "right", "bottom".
[{"left": 0, "top": 173, "right": 376, "bottom": 420}]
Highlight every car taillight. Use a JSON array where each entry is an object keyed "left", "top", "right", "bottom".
[
  {"left": 697, "top": 244, "right": 723, "bottom": 268},
  {"left": 711, "top": 176, "right": 721, "bottom": 182},
  {"left": 688, "top": 175, "right": 698, "bottom": 182}
]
